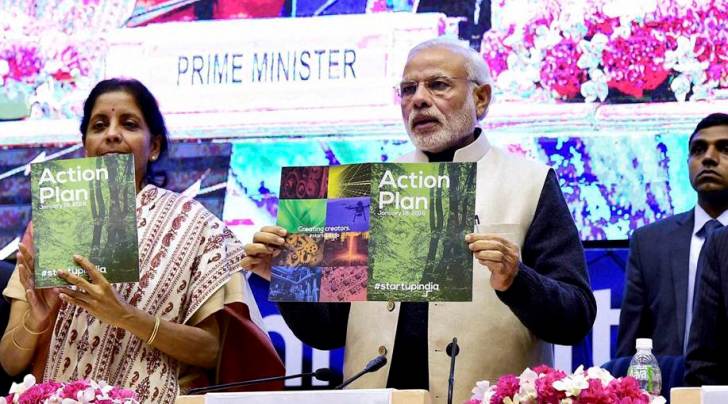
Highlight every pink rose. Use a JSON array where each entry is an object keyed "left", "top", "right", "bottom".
[
  {"left": 534, "top": 369, "right": 568, "bottom": 404},
  {"left": 1, "top": 46, "right": 42, "bottom": 84},
  {"left": 585, "top": 12, "right": 620, "bottom": 37},
  {"left": 608, "top": 377, "right": 651, "bottom": 404},
  {"left": 578, "top": 378, "right": 617, "bottom": 404},
  {"left": 540, "top": 37, "right": 586, "bottom": 99},
  {"left": 481, "top": 27, "right": 514, "bottom": 78},
  {"left": 17, "top": 380, "right": 61, "bottom": 404},
  {"left": 109, "top": 386, "right": 138, "bottom": 401},
  {"left": 603, "top": 23, "right": 670, "bottom": 98},
  {"left": 490, "top": 374, "right": 519, "bottom": 404},
  {"left": 60, "top": 379, "right": 91, "bottom": 399}
]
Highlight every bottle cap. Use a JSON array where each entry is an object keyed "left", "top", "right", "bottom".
[{"left": 636, "top": 338, "right": 653, "bottom": 350}]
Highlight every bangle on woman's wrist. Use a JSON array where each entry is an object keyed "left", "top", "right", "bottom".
[
  {"left": 147, "top": 316, "right": 161, "bottom": 345},
  {"left": 22, "top": 310, "right": 49, "bottom": 335},
  {"left": 11, "top": 329, "right": 33, "bottom": 351}
]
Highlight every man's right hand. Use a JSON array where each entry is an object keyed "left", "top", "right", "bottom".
[
  {"left": 17, "top": 243, "right": 60, "bottom": 332},
  {"left": 242, "top": 226, "right": 288, "bottom": 281}
]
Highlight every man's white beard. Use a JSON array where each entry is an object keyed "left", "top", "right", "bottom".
[{"left": 406, "top": 103, "right": 477, "bottom": 153}]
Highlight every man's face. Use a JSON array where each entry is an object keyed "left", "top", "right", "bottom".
[
  {"left": 400, "top": 47, "right": 487, "bottom": 153},
  {"left": 688, "top": 125, "right": 728, "bottom": 195}
]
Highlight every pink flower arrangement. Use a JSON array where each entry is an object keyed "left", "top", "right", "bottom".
[
  {"left": 601, "top": 23, "right": 670, "bottom": 98},
  {"left": 540, "top": 37, "right": 586, "bottom": 99},
  {"left": 0, "top": 45, "right": 43, "bottom": 85},
  {"left": 1, "top": 374, "right": 139, "bottom": 404},
  {"left": 481, "top": 0, "right": 728, "bottom": 102},
  {"left": 466, "top": 365, "right": 666, "bottom": 404}
]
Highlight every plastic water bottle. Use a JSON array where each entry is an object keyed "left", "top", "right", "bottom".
[{"left": 627, "top": 338, "right": 662, "bottom": 396}]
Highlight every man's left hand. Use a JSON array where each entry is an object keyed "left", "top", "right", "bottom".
[
  {"left": 57, "top": 255, "right": 132, "bottom": 327},
  {"left": 466, "top": 233, "right": 520, "bottom": 291}
]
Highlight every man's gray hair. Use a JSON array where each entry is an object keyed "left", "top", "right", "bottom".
[
  {"left": 408, "top": 37, "right": 493, "bottom": 87},
  {"left": 407, "top": 37, "right": 494, "bottom": 120}
]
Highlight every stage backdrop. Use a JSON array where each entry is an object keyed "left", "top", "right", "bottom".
[{"left": 2, "top": 0, "right": 728, "bottom": 388}]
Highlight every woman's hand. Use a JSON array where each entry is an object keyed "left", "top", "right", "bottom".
[
  {"left": 58, "top": 256, "right": 219, "bottom": 368},
  {"left": 17, "top": 243, "right": 60, "bottom": 331},
  {"left": 57, "top": 255, "right": 132, "bottom": 327},
  {"left": 241, "top": 225, "right": 287, "bottom": 281}
]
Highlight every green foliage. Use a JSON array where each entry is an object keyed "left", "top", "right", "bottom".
[
  {"left": 368, "top": 162, "right": 476, "bottom": 301},
  {"left": 31, "top": 155, "right": 138, "bottom": 287},
  {"left": 277, "top": 199, "right": 327, "bottom": 233}
]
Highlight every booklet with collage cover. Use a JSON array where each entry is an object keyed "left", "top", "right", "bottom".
[
  {"left": 31, "top": 154, "right": 139, "bottom": 288},
  {"left": 269, "top": 162, "right": 476, "bottom": 302}
]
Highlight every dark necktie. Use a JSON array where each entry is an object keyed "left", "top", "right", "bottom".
[{"left": 693, "top": 219, "right": 724, "bottom": 310}]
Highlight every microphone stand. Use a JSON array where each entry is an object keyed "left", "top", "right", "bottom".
[
  {"left": 188, "top": 369, "right": 332, "bottom": 394},
  {"left": 335, "top": 355, "right": 387, "bottom": 390},
  {"left": 335, "top": 367, "right": 370, "bottom": 390},
  {"left": 446, "top": 337, "right": 459, "bottom": 404}
]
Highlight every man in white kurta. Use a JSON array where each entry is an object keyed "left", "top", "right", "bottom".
[{"left": 245, "top": 37, "right": 596, "bottom": 404}]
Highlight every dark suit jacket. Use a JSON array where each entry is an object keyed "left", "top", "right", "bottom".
[
  {"left": 684, "top": 226, "right": 728, "bottom": 385},
  {"left": 617, "top": 210, "right": 694, "bottom": 357}
]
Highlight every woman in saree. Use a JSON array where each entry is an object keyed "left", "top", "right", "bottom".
[{"left": 0, "top": 78, "right": 281, "bottom": 402}]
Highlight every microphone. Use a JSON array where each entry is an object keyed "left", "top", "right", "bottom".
[
  {"left": 334, "top": 355, "right": 387, "bottom": 390},
  {"left": 446, "top": 337, "right": 459, "bottom": 404},
  {"left": 188, "top": 368, "right": 334, "bottom": 394}
]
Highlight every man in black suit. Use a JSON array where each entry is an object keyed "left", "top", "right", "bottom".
[
  {"left": 617, "top": 113, "right": 728, "bottom": 357},
  {"left": 685, "top": 225, "right": 728, "bottom": 385}
]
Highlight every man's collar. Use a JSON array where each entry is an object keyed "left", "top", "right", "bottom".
[
  {"left": 452, "top": 128, "right": 490, "bottom": 162},
  {"left": 693, "top": 204, "right": 728, "bottom": 236},
  {"left": 414, "top": 128, "right": 491, "bottom": 162}
]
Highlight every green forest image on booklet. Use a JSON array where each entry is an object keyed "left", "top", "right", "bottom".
[
  {"left": 368, "top": 162, "right": 476, "bottom": 301},
  {"left": 31, "top": 154, "right": 139, "bottom": 288}
]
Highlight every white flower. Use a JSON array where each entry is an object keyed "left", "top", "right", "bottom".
[
  {"left": 518, "top": 368, "right": 538, "bottom": 396},
  {"left": 8, "top": 374, "right": 36, "bottom": 402},
  {"left": 470, "top": 380, "right": 491, "bottom": 401},
  {"left": 557, "top": 0, "right": 588, "bottom": 29},
  {"left": 651, "top": 395, "right": 667, "bottom": 404},
  {"left": 691, "top": 81, "right": 718, "bottom": 101},
  {"left": 0, "top": 59, "right": 9, "bottom": 76},
  {"left": 671, "top": 74, "right": 692, "bottom": 101},
  {"left": 610, "top": 16, "right": 634, "bottom": 40},
  {"left": 581, "top": 68, "right": 609, "bottom": 102},
  {"left": 603, "top": 0, "right": 657, "bottom": 20},
  {"left": 553, "top": 369, "right": 589, "bottom": 397},
  {"left": 483, "top": 389, "right": 496, "bottom": 403},
  {"left": 77, "top": 387, "right": 96, "bottom": 403},
  {"left": 665, "top": 37, "right": 695, "bottom": 68},
  {"left": 586, "top": 366, "right": 615, "bottom": 384},
  {"left": 577, "top": 34, "right": 608, "bottom": 70},
  {"left": 534, "top": 25, "right": 562, "bottom": 50}
]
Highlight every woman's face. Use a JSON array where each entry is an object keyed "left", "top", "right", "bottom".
[{"left": 83, "top": 91, "right": 161, "bottom": 192}]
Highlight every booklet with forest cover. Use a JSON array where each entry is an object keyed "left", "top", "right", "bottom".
[
  {"left": 269, "top": 162, "right": 476, "bottom": 302},
  {"left": 30, "top": 154, "right": 139, "bottom": 288}
]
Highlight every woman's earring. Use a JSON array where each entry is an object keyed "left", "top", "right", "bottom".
[{"left": 150, "top": 155, "right": 158, "bottom": 161}]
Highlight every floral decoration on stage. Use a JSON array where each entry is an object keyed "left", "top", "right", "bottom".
[
  {"left": 466, "top": 365, "right": 666, "bottom": 404},
  {"left": 0, "top": 0, "right": 135, "bottom": 120},
  {"left": 0, "top": 375, "right": 139, "bottom": 404},
  {"left": 481, "top": 0, "right": 728, "bottom": 103}
]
